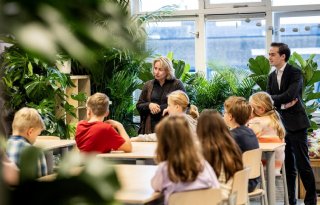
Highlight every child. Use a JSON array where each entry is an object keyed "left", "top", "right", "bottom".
[
  {"left": 75, "top": 92, "right": 132, "bottom": 153},
  {"left": 151, "top": 114, "right": 219, "bottom": 205},
  {"left": 223, "top": 96, "right": 259, "bottom": 192},
  {"left": 6, "top": 107, "right": 47, "bottom": 177},
  {"left": 197, "top": 109, "right": 243, "bottom": 198},
  {"left": 248, "top": 91, "right": 286, "bottom": 175},
  {"left": 131, "top": 90, "right": 199, "bottom": 141}
]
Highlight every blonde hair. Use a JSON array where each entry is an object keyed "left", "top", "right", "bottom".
[
  {"left": 155, "top": 114, "right": 203, "bottom": 183},
  {"left": 249, "top": 92, "right": 285, "bottom": 139},
  {"left": 152, "top": 56, "right": 175, "bottom": 80},
  {"left": 168, "top": 90, "right": 199, "bottom": 119},
  {"left": 12, "top": 107, "right": 45, "bottom": 133},
  {"left": 224, "top": 96, "right": 252, "bottom": 125},
  {"left": 86, "top": 92, "right": 109, "bottom": 117}
]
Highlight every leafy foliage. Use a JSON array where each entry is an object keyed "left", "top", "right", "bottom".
[
  {"left": 11, "top": 147, "right": 120, "bottom": 205},
  {"left": 247, "top": 55, "right": 271, "bottom": 91},
  {"left": 0, "top": 44, "right": 84, "bottom": 138}
]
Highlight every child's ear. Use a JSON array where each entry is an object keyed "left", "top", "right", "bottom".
[
  {"left": 27, "top": 127, "right": 34, "bottom": 136},
  {"left": 105, "top": 111, "right": 109, "bottom": 117}
]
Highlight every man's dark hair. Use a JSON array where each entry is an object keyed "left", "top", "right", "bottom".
[{"left": 271, "top": 42, "right": 291, "bottom": 62}]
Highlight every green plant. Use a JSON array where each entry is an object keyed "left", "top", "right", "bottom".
[
  {"left": 9, "top": 147, "right": 120, "bottom": 205},
  {"left": 0, "top": 44, "right": 84, "bottom": 139},
  {"left": 248, "top": 55, "right": 271, "bottom": 91}
]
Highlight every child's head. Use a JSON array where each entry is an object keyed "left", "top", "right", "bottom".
[
  {"left": 197, "top": 109, "right": 243, "bottom": 181},
  {"left": 167, "top": 90, "right": 199, "bottom": 119},
  {"left": 249, "top": 91, "right": 273, "bottom": 117},
  {"left": 86, "top": 92, "right": 109, "bottom": 117},
  {"left": 12, "top": 107, "right": 45, "bottom": 144},
  {"left": 155, "top": 114, "right": 203, "bottom": 183},
  {"left": 224, "top": 96, "right": 252, "bottom": 126},
  {"left": 249, "top": 92, "right": 286, "bottom": 139}
]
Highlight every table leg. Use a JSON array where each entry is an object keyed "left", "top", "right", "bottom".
[
  {"left": 265, "top": 151, "right": 276, "bottom": 205},
  {"left": 45, "top": 150, "right": 54, "bottom": 174}
]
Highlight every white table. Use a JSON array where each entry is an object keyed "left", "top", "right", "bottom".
[
  {"left": 259, "top": 142, "right": 288, "bottom": 205},
  {"left": 97, "top": 142, "right": 157, "bottom": 164},
  {"left": 115, "top": 164, "right": 161, "bottom": 204},
  {"left": 34, "top": 139, "right": 76, "bottom": 173}
]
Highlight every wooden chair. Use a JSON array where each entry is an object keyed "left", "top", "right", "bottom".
[
  {"left": 242, "top": 149, "right": 268, "bottom": 205},
  {"left": 231, "top": 167, "right": 251, "bottom": 205},
  {"left": 168, "top": 188, "right": 223, "bottom": 205}
]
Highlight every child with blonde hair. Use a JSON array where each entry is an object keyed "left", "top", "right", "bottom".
[
  {"left": 248, "top": 91, "right": 286, "bottom": 174},
  {"left": 76, "top": 92, "right": 132, "bottom": 153},
  {"left": 197, "top": 109, "right": 243, "bottom": 198},
  {"left": 131, "top": 90, "right": 199, "bottom": 141},
  {"left": 151, "top": 114, "right": 219, "bottom": 205},
  {"left": 6, "top": 107, "right": 47, "bottom": 177}
]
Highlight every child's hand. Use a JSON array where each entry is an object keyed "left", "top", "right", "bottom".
[{"left": 105, "top": 119, "right": 123, "bottom": 130}]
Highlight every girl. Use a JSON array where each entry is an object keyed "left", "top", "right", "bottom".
[
  {"left": 197, "top": 109, "right": 243, "bottom": 198},
  {"left": 131, "top": 90, "right": 199, "bottom": 141},
  {"left": 248, "top": 91, "right": 286, "bottom": 175},
  {"left": 151, "top": 115, "right": 219, "bottom": 205}
]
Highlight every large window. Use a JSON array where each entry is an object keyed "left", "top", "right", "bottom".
[
  {"left": 146, "top": 21, "right": 196, "bottom": 71},
  {"left": 273, "top": 0, "right": 320, "bottom": 6},
  {"left": 206, "top": 17, "right": 266, "bottom": 75},
  {"left": 139, "top": 0, "right": 198, "bottom": 12}
]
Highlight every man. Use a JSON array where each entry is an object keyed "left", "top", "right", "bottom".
[{"left": 267, "top": 42, "right": 317, "bottom": 205}]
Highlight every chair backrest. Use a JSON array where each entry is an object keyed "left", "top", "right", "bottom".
[
  {"left": 231, "top": 167, "right": 250, "bottom": 205},
  {"left": 168, "top": 188, "right": 223, "bottom": 205},
  {"left": 242, "top": 148, "right": 262, "bottom": 179}
]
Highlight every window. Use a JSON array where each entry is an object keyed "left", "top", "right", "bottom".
[
  {"left": 273, "top": 0, "right": 320, "bottom": 6},
  {"left": 139, "top": 0, "right": 198, "bottom": 12},
  {"left": 209, "top": 0, "right": 261, "bottom": 4},
  {"left": 206, "top": 17, "right": 266, "bottom": 75},
  {"left": 146, "top": 21, "right": 196, "bottom": 71}
]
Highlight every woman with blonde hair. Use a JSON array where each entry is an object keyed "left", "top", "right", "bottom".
[
  {"left": 248, "top": 91, "right": 286, "bottom": 174},
  {"left": 151, "top": 114, "right": 219, "bottom": 205},
  {"left": 131, "top": 90, "right": 199, "bottom": 141},
  {"left": 136, "top": 56, "right": 185, "bottom": 134}
]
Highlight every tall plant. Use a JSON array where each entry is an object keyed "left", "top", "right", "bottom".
[{"left": 0, "top": 44, "right": 83, "bottom": 139}]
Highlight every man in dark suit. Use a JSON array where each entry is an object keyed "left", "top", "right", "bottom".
[{"left": 267, "top": 42, "right": 317, "bottom": 205}]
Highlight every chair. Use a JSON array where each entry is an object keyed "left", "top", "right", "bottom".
[
  {"left": 242, "top": 149, "right": 268, "bottom": 205},
  {"left": 231, "top": 167, "right": 251, "bottom": 205},
  {"left": 168, "top": 188, "right": 223, "bottom": 205}
]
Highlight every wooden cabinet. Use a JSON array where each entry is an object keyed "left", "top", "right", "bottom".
[{"left": 66, "top": 75, "right": 90, "bottom": 124}]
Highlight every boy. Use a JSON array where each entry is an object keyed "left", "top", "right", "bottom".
[
  {"left": 223, "top": 96, "right": 259, "bottom": 192},
  {"left": 75, "top": 92, "right": 132, "bottom": 153},
  {"left": 6, "top": 107, "right": 47, "bottom": 177}
]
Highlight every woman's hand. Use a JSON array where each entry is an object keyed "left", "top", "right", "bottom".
[{"left": 149, "top": 103, "right": 161, "bottom": 114}]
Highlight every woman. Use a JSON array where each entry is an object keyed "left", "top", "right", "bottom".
[{"left": 136, "top": 56, "right": 185, "bottom": 134}]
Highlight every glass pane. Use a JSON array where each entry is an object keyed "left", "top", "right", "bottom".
[
  {"left": 209, "top": 0, "right": 261, "bottom": 4},
  {"left": 140, "top": 0, "right": 198, "bottom": 12},
  {"left": 273, "top": 0, "right": 320, "bottom": 6},
  {"left": 146, "top": 21, "right": 196, "bottom": 71},
  {"left": 206, "top": 19, "right": 266, "bottom": 75},
  {"left": 277, "top": 16, "right": 320, "bottom": 101}
]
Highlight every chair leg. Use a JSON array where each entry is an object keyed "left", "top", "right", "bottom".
[{"left": 281, "top": 164, "right": 289, "bottom": 205}]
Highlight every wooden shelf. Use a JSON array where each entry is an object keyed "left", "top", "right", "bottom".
[{"left": 66, "top": 75, "right": 90, "bottom": 124}]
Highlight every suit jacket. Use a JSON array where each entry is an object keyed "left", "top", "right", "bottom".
[{"left": 267, "top": 63, "right": 310, "bottom": 132}]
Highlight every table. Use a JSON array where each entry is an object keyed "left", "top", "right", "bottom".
[
  {"left": 97, "top": 142, "right": 157, "bottom": 164},
  {"left": 259, "top": 142, "right": 287, "bottom": 205},
  {"left": 34, "top": 139, "right": 76, "bottom": 173},
  {"left": 115, "top": 164, "right": 161, "bottom": 204}
]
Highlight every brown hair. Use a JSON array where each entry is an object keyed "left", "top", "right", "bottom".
[
  {"left": 224, "top": 96, "right": 252, "bottom": 125},
  {"left": 12, "top": 107, "right": 45, "bottom": 133},
  {"left": 152, "top": 56, "right": 175, "bottom": 80},
  {"left": 197, "top": 109, "right": 243, "bottom": 182},
  {"left": 86, "top": 92, "right": 109, "bottom": 117},
  {"left": 249, "top": 92, "right": 286, "bottom": 139},
  {"left": 270, "top": 42, "right": 291, "bottom": 62},
  {"left": 155, "top": 114, "right": 203, "bottom": 183},
  {"left": 168, "top": 90, "right": 199, "bottom": 119}
]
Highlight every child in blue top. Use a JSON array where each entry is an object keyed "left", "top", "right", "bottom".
[
  {"left": 223, "top": 96, "right": 259, "bottom": 192},
  {"left": 6, "top": 107, "right": 47, "bottom": 177}
]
